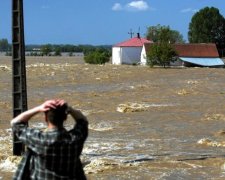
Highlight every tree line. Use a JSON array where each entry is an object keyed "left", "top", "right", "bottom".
[
  {"left": 1, "top": 6, "right": 225, "bottom": 65},
  {"left": 0, "top": 40, "right": 111, "bottom": 56}
]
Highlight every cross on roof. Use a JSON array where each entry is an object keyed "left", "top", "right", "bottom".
[{"left": 128, "top": 29, "right": 134, "bottom": 38}]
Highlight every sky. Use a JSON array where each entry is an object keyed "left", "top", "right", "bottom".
[{"left": 0, "top": 0, "right": 225, "bottom": 45}]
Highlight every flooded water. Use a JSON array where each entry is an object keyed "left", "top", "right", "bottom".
[{"left": 0, "top": 56, "right": 225, "bottom": 179}]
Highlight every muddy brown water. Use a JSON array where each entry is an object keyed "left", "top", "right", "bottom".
[{"left": 0, "top": 56, "right": 225, "bottom": 179}]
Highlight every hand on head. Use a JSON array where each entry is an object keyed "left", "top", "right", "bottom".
[
  {"left": 55, "top": 99, "right": 66, "bottom": 107},
  {"left": 39, "top": 99, "right": 67, "bottom": 112}
]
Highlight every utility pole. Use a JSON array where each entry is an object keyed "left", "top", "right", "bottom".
[{"left": 12, "top": 0, "right": 28, "bottom": 156}]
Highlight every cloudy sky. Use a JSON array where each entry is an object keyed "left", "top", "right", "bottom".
[{"left": 0, "top": 0, "right": 224, "bottom": 45}]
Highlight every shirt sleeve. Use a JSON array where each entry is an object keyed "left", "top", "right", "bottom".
[
  {"left": 70, "top": 118, "right": 88, "bottom": 142},
  {"left": 12, "top": 122, "right": 43, "bottom": 152}
]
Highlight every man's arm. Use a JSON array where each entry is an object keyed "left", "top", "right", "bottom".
[
  {"left": 11, "top": 100, "right": 58, "bottom": 126},
  {"left": 67, "top": 106, "right": 87, "bottom": 122},
  {"left": 67, "top": 106, "right": 88, "bottom": 140}
]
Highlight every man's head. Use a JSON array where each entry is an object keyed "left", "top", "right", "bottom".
[{"left": 45, "top": 103, "right": 68, "bottom": 127}]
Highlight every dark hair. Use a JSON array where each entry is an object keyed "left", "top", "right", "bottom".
[{"left": 45, "top": 104, "right": 68, "bottom": 127}]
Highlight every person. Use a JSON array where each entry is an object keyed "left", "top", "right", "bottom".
[{"left": 11, "top": 99, "right": 88, "bottom": 180}]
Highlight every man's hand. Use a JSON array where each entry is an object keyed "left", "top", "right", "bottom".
[
  {"left": 38, "top": 100, "right": 58, "bottom": 112},
  {"left": 55, "top": 99, "right": 67, "bottom": 107},
  {"left": 38, "top": 99, "right": 67, "bottom": 112},
  {"left": 11, "top": 99, "right": 67, "bottom": 125}
]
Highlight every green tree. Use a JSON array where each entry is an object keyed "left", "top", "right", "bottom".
[
  {"left": 146, "top": 24, "right": 185, "bottom": 43},
  {"left": 84, "top": 49, "right": 110, "bottom": 64},
  {"left": 0, "top": 39, "right": 10, "bottom": 51},
  {"left": 188, "top": 7, "right": 225, "bottom": 55},
  {"left": 147, "top": 43, "right": 177, "bottom": 68},
  {"left": 41, "top": 44, "right": 52, "bottom": 56},
  {"left": 54, "top": 47, "right": 61, "bottom": 56}
]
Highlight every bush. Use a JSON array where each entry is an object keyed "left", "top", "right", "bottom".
[
  {"left": 147, "top": 43, "right": 177, "bottom": 68},
  {"left": 54, "top": 48, "right": 61, "bottom": 56},
  {"left": 84, "top": 50, "right": 110, "bottom": 64}
]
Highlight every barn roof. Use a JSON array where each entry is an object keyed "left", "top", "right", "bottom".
[
  {"left": 174, "top": 43, "right": 219, "bottom": 58},
  {"left": 114, "top": 36, "right": 152, "bottom": 47},
  {"left": 143, "top": 43, "right": 219, "bottom": 58}
]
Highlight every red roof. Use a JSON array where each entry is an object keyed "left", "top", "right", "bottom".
[
  {"left": 174, "top": 43, "right": 219, "bottom": 57},
  {"left": 114, "top": 37, "right": 152, "bottom": 47},
  {"left": 144, "top": 43, "right": 219, "bottom": 58}
]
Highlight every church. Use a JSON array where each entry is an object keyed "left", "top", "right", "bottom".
[{"left": 112, "top": 33, "right": 152, "bottom": 65}]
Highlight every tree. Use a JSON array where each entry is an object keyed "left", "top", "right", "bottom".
[
  {"left": 188, "top": 7, "right": 225, "bottom": 56},
  {"left": 146, "top": 25, "right": 179, "bottom": 67},
  {"left": 54, "top": 47, "right": 61, "bottom": 56},
  {"left": 84, "top": 49, "right": 110, "bottom": 64},
  {"left": 41, "top": 44, "right": 52, "bottom": 56},
  {"left": 146, "top": 24, "right": 185, "bottom": 43},
  {"left": 147, "top": 43, "right": 177, "bottom": 68},
  {"left": 0, "top": 39, "right": 10, "bottom": 51}
]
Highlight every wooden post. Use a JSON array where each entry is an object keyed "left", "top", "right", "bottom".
[{"left": 12, "top": 0, "right": 28, "bottom": 156}]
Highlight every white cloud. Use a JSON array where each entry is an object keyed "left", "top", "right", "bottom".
[
  {"left": 126, "top": 1, "right": 149, "bottom": 11},
  {"left": 112, "top": 1, "right": 149, "bottom": 12},
  {"left": 112, "top": 3, "right": 123, "bottom": 11},
  {"left": 181, "top": 8, "right": 198, "bottom": 13}
]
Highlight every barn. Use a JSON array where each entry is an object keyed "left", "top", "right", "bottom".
[
  {"left": 141, "top": 43, "right": 225, "bottom": 67},
  {"left": 112, "top": 33, "right": 152, "bottom": 65}
]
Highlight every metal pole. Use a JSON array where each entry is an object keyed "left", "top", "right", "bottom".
[{"left": 12, "top": 0, "right": 28, "bottom": 156}]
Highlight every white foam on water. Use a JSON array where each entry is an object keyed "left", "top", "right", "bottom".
[
  {"left": 83, "top": 141, "right": 122, "bottom": 154},
  {"left": 0, "top": 65, "right": 11, "bottom": 71},
  {"left": 182, "top": 162, "right": 203, "bottom": 168},
  {"left": 26, "top": 63, "right": 75, "bottom": 69},
  {"left": 0, "top": 136, "right": 10, "bottom": 141},
  {"left": 5, "top": 128, "right": 12, "bottom": 134},
  {"left": 89, "top": 122, "right": 114, "bottom": 132},
  {"left": 0, "top": 132, "right": 12, "bottom": 151},
  {"left": 84, "top": 158, "right": 120, "bottom": 174},
  {"left": 221, "top": 163, "right": 225, "bottom": 171},
  {"left": 82, "top": 109, "right": 104, "bottom": 116},
  {"left": 117, "top": 102, "right": 176, "bottom": 113},
  {"left": 186, "top": 80, "right": 199, "bottom": 84},
  {"left": 124, "top": 142, "right": 135, "bottom": 150},
  {"left": 83, "top": 139, "right": 158, "bottom": 164},
  {"left": 0, "top": 158, "right": 17, "bottom": 172},
  {"left": 197, "top": 138, "right": 225, "bottom": 147}
]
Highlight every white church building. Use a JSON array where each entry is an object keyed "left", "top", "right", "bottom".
[{"left": 112, "top": 33, "right": 152, "bottom": 65}]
